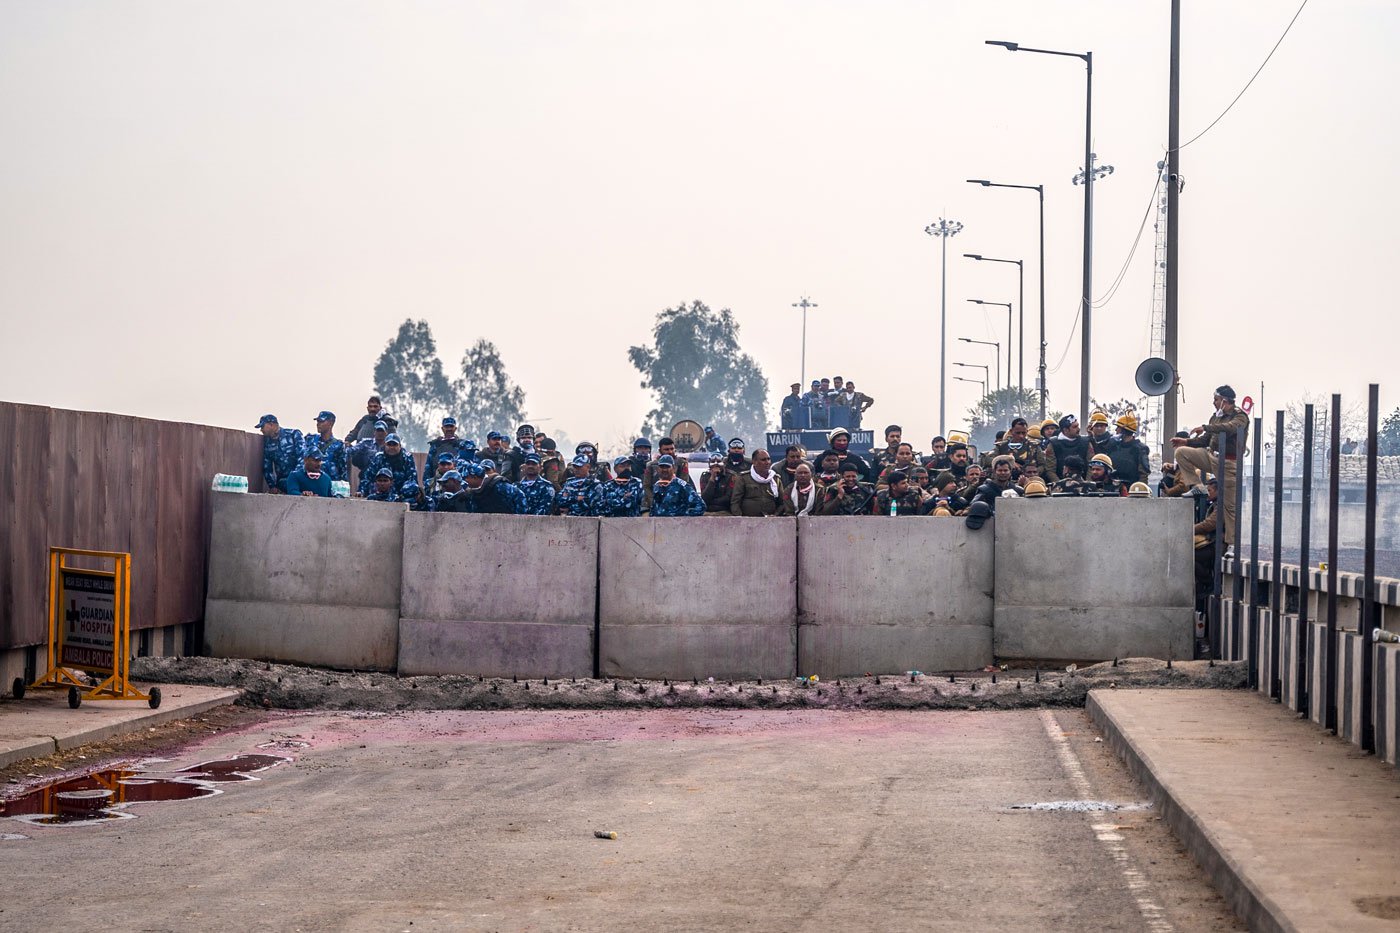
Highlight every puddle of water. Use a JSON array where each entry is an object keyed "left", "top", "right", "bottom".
[
  {"left": 1007, "top": 800, "right": 1152, "bottom": 813},
  {"left": 0, "top": 754, "right": 288, "bottom": 828}
]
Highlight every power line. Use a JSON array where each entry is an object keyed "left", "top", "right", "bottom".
[
  {"left": 1048, "top": 301, "right": 1081, "bottom": 375},
  {"left": 1173, "top": 0, "right": 1310, "bottom": 152},
  {"left": 1090, "top": 163, "right": 1164, "bottom": 308}
]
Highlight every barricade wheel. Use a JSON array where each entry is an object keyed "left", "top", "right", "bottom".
[
  {"left": 10, "top": 677, "right": 23, "bottom": 700},
  {"left": 67, "top": 686, "right": 81, "bottom": 709},
  {"left": 148, "top": 687, "right": 162, "bottom": 709}
]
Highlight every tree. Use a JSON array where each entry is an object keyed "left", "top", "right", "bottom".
[
  {"left": 1379, "top": 407, "right": 1400, "bottom": 456},
  {"left": 964, "top": 387, "right": 1044, "bottom": 450},
  {"left": 1089, "top": 397, "right": 1156, "bottom": 442},
  {"left": 373, "top": 319, "right": 453, "bottom": 450},
  {"left": 1284, "top": 392, "right": 1366, "bottom": 460},
  {"left": 628, "top": 300, "right": 769, "bottom": 445},
  {"left": 452, "top": 338, "right": 528, "bottom": 442}
]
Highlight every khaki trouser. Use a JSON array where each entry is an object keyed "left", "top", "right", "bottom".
[{"left": 1176, "top": 446, "right": 1237, "bottom": 544}]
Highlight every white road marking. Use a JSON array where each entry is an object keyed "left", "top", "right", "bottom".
[{"left": 1040, "top": 710, "right": 1174, "bottom": 933}]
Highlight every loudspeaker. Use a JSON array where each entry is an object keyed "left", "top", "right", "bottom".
[{"left": 1135, "top": 357, "right": 1175, "bottom": 397}]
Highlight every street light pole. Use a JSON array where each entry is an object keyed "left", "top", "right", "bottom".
[
  {"left": 967, "top": 300, "right": 1013, "bottom": 391},
  {"left": 954, "top": 375, "right": 988, "bottom": 398},
  {"left": 965, "top": 254, "right": 1024, "bottom": 397},
  {"left": 985, "top": 40, "right": 1094, "bottom": 419},
  {"left": 925, "top": 218, "right": 964, "bottom": 436},
  {"left": 957, "top": 338, "right": 1000, "bottom": 393},
  {"left": 954, "top": 361, "right": 992, "bottom": 401},
  {"left": 791, "top": 296, "right": 818, "bottom": 390}
]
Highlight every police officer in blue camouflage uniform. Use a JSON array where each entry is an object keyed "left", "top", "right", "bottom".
[
  {"left": 556, "top": 456, "right": 602, "bottom": 516},
  {"left": 597, "top": 456, "right": 644, "bottom": 517},
  {"left": 703, "top": 426, "right": 726, "bottom": 454},
  {"left": 516, "top": 453, "right": 558, "bottom": 516},
  {"left": 349, "top": 420, "right": 389, "bottom": 474},
  {"left": 429, "top": 470, "right": 471, "bottom": 513},
  {"left": 305, "top": 411, "right": 347, "bottom": 483},
  {"left": 462, "top": 462, "right": 525, "bottom": 514},
  {"left": 258, "top": 414, "right": 304, "bottom": 493},
  {"left": 423, "top": 452, "right": 457, "bottom": 499},
  {"left": 426, "top": 417, "right": 470, "bottom": 479},
  {"left": 364, "top": 468, "right": 403, "bottom": 502},
  {"left": 650, "top": 455, "right": 704, "bottom": 516},
  {"left": 361, "top": 434, "right": 417, "bottom": 497}
]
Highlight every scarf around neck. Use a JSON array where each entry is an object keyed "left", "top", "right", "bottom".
[
  {"left": 789, "top": 482, "right": 816, "bottom": 515},
  {"left": 749, "top": 465, "right": 779, "bottom": 498}
]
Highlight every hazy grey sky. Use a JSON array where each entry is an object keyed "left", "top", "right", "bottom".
[{"left": 1, "top": 1, "right": 1394, "bottom": 451}]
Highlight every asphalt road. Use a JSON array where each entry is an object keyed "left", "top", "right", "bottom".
[{"left": 0, "top": 708, "right": 1241, "bottom": 932}]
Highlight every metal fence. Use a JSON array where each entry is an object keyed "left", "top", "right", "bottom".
[
  {"left": 1207, "top": 385, "right": 1394, "bottom": 754},
  {"left": 0, "top": 402, "right": 264, "bottom": 652}
]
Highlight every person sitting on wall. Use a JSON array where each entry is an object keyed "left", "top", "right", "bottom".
[
  {"left": 258, "top": 414, "right": 304, "bottom": 494},
  {"left": 364, "top": 468, "right": 402, "bottom": 502},
  {"left": 701, "top": 453, "right": 736, "bottom": 514},
  {"left": 817, "top": 464, "right": 874, "bottom": 516},
  {"left": 462, "top": 461, "right": 525, "bottom": 514},
  {"left": 779, "top": 462, "right": 821, "bottom": 516},
  {"left": 516, "top": 454, "right": 558, "bottom": 516},
  {"left": 730, "top": 448, "right": 784, "bottom": 516},
  {"left": 285, "top": 447, "right": 332, "bottom": 497},
  {"left": 651, "top": 455, "right": 706, "bottom": 517},
  {"left": 557, "top": 456, "right": 603, "bottom": 516},
  {"left": 306, "top": 411, "right": 347, "bottom": 483},
  {"left": 431, "top": 470, "right": 472, "bottom": 513},
  {"left": 344, "top": 395, "right": 399, "bottom": 443}
]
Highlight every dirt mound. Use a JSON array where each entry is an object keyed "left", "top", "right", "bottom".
[{"left": 131, "top": 656, "right": 1246, "bottom": 712}]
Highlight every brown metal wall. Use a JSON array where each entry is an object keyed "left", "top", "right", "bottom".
[{"left": 0, "top": 402, "right": 265, "bottom": 651}]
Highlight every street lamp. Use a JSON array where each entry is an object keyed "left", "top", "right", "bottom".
[
  {"left": 964, "top": 253, "right": 1024, "bottom": 397},
  {"left": 791, "top": 296, "right": 818, "bottom": 390},
  {"left": 957, "top": 338, "right": 1001, "bottom": 393},
  {"left": 967, "top": 179, "right": 1047, "bottom": 418},
  {"left": 966, "top": 299, "right": 1013, "bottom": 390},
  {"left": 954, "top": 375, "right": 988, "bottom": 398},
  {"left": 953, "top": 361, "right": 991, "bottom": 402},
  {"left": 925, "top": 218, "right": 964, "bottom": 436},
  {"left": 985, "top": 39, "right": 1094, "bottom": 420}
]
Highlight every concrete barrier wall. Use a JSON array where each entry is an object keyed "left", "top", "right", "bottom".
[
  {"left": 796, "top": 517, "right": 993, "bottom": 677},
  {"left": 204, "top": 493, "right": 404, "bottom": 670},
  {"left": 398, "top": 514, "right": 597, "bottom": 678},
  {"left": 598, "top": 518, "right": 796, "bottom": 680},
  {"left": 993, "top": 498, "right": 1194, "bottom": 662}
]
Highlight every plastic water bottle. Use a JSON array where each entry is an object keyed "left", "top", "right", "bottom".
[
  {"left": 331, "top": 480, "right": 350, "bottom": 498},
  {"left": 212, "top": 473, "right": 249, "bottom": 494},
  {"left": 888, "top": 496, "right": 898, "bottom": 517}
]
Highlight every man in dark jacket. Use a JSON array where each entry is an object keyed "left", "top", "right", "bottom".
[
  {"left": 344, "top": 396, "right": 398, "bottom": 443},
  {"left": 817, "top": 464, "right": 874, "bottom": 516},
  {"left": 1048, "top": 414, "right": 1091, "bottom": 481},
  {"left": 818, "top": 428, "right": 873, "bottom": 482},
  {"left": 432, "top": 471, "right": 473, "bottom": 513},
  {"left": 1108, "top": 413, "right": 1152, "bottom": 488},
  {"left": 730, "top": 449, "right": 784, "bottom": 516},
  {"left": 700, "top": 454, "right": 736, "bottom": 514},
  {"left": 780, "top": 383, "right": 804, "bottom": 429},
  {"left": 463, "top": 462, "right": 525, "bottom": 514}
]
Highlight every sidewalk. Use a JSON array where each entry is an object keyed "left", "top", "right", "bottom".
[
  {"left": 0, "top": 683, "right": 240, "bottom": 769},
  {"left": 1089, "top": 688, "right": 1400, "bottom": 933}
]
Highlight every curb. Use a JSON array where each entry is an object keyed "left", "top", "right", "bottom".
[
  {"left": 1085, "top": 690, "right": 1291, "bottom": 933},
  {"left": 0, "top": 688, "right": 241, "bottom": 770}
]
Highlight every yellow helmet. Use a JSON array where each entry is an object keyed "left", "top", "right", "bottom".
[
  {"left": 1115, "top": 412, "right": 1139, "bottom": 434},
  {"left": 933, "top": 505, "right": 952, "bottom": 516},
  {"left": 1041, "top": 419, "right": 1058, "bottom": 431},
  {"left": 947, "top": 430, "right": 970, "bottom": 445},
  {"left": 1023, "top": 479, "right": 1048, "bottom": 498},
  {"left": 1090, "top": 453, "right": 1113, "bottom": 469},
  {"left": 1027, "top": 424, "right": 1043, "bottom": 440},
  {"left": 1128, "top": 482, "right": 1151, "bottom": 498},
  {"left": 1088, "top": 410, "right": 1110, "bottom": 426}
]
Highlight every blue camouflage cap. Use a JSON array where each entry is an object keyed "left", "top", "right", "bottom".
[
  {"left": 571, "top": 455, "right": 590, "bottom": 468},
  {"left": 375, "top": 467, "right": 393, "bottom": 478},
  {"left": 385, "top": 433, "right": 402, "bottom": 445},
  {"left": 612, "top": 455, "right": 630, "bottom": 468},
  {"left": 441, "top": 470, "right": 462, "bottom": 482},
  {"left": 704, "top": 426, "right": 715, "bottom": 433},
  {"left": 462, "top": 438, "right": 477, "bottom": 449},
  {"left": 442, "top": 416, "right": 456, "bottom": 427},
  {"left": 486, "top": 431, "right": 503, "bottom": 441},
  {"left": 303, "top": 447, "right": 323, "bottom": 460},
  {"left": 256, "top": 414, "right": 278, "bottom": 428},
  {"left": 464, "top": 463, "right": 486, "bottom": 477},
  {"left": 315, "top": 410, "right": 335, "bottom": 422},
  {"left": 374, "top": 420, "right": 389, "bottom": 432},
  {"left": 437, "top": 452, "right": 455, "bottom": 463},
  {"left": 478, "top": 458, "right": 496, "bottom": 471},
  {"left": 401, "top": 481, "right": 420, "bottom": 496},
  {"left": 657, "top": 454, "right": 675, "bottom": 466},
  {"left": 524, "top": 453, "right": 541, "bottom": 464}
]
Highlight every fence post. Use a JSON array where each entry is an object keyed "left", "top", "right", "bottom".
[
  {"left": 1297, "top": 403, "right": 1313, "bottom": 716},
  {"left": 1211, "top": 427, "right": 1227, "bottom": 658},
  {"left": 1248, "top": 416, "right": 1263, "bottom": 690},
  {"left": 1271, "top": 409, "right": 1284, "bottom": 700},
  {"left": 1360, "top": 384, "right": 1379, "bottom": 753},
  {"left": 1325, "top": 394, "right": 1341, "bottom": 733},
  {"left": 1232, "top": 425, "right": 1247, "bottom": 659}
]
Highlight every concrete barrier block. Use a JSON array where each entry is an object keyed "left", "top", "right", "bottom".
[
  {"left": 993, "top": 498, "right": 1194, "bottom": 662},
  {"left": 1377, "top": 643, "right": 1398, "bottom": 768},
  {"left": 598, "top": 518, "right": 796, "bottom": 679},
  {"left": 397, "top": 514, "right": 597, "bottom": 678},
  {"left": 204, "top": 494, "right": 403, "bottom": 670},
  {"left": 795, "top": 517, "right": 993, "bottom": 676}
]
